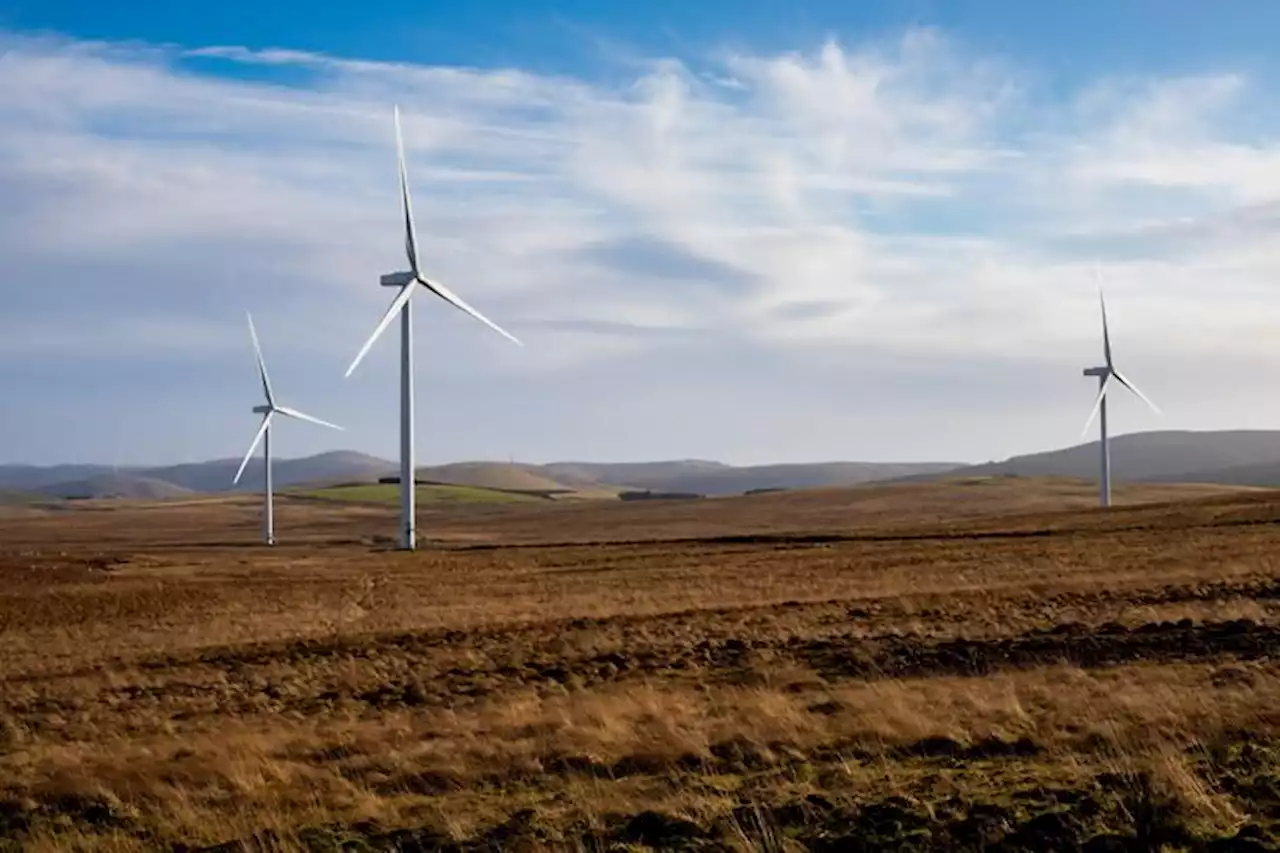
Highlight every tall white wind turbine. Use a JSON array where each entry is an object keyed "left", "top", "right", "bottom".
[
  {"left": 1080, "top": 280, "right": 1160, "bottom": 508},
  {"left": 344, "top": 105, "right": 522, "bottom": 551},
  {"left": 234, "top": 312, "right": 343, "bottom": 545}
]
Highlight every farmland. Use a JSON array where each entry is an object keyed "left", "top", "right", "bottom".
[
  {"left": 290, "top": 482, "right": 545, "bottom": 505},
  {"left": 2, "top": 476, "right": 1280, "bottom": 851}
]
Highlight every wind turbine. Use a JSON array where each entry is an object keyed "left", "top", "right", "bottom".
[
  {"left": 344, "top": 105, "right": 522, "bottom": 551},
  {"left": 234, "top": 312, "right": 343, "bottom": 545},
  {"left": 1080, "top": 280, "right": 1160, "bottom": 508}
]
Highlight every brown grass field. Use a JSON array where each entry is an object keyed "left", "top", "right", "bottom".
[{"left": 4, "top": 476, "right": 1280, "bottom": 851}]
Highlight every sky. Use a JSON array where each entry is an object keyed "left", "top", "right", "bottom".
[{"left": 3, "top": 1, "right": 1280, "bottom": 467}]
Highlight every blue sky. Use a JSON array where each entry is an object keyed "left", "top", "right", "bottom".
[
  {"left": 10, "top": 0, "right": 1280, "bottom": 83},
  {"left": 3, "top": 1, "right": 1280, "bottom": 466}
]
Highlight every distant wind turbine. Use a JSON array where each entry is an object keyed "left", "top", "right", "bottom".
[
  {"left": 1080, "top": 276, "right": 1160, "bottom": 508},
  {"left": 234, "top": 312, "right": 343, "bottom": 545},
  {"left": 344, "top": 105, "right": 522, "bottom": 551}
]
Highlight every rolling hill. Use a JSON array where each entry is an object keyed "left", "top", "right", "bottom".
[
  {"left": 33, "top": 473, "right": 197, "bottom": 501},
  {"left": 408, "top": 459, "right": 965, "bottom": 496},
  {"left": 146, "top": 451, "right": 398, "bottom": 492},
  {"left": 415, "top": 462, "right": 575, "bottom": 493},
  {"left": 896, "top": 430, "right": 1280, "bottom": 486},
  {"left": 1142, "top": 460, "right": 1280, "bottom": 488},
  {"left": 14, "top": 430, "right": 1280, "bottom": 501},
  {"left": 539, "top": 460, "right": 731, "bottom": 488},
  {"left": 292, "top": 482, "right": 545, "bottom": 505},
  {"left": 0, "top": 455, "right": 965, "bottom": 499},
  {"left": 0, "top": 464, "right": 118, "bottom": 492},
  {"left": 405, "top": 460, "right": 967, "bottom": 496},
  {"left": 560, "top": 460, "right": 964, "bottom": 495}
]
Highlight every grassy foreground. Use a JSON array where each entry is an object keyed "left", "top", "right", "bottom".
[{"left": 1, "top": 481, "right": 1279, "bottom": 850}]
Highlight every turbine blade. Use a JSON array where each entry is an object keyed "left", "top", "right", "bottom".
[
  {"left": 392, "top": 107, "right": 519, "bottom": 348},
  {"left": 275, "top": 405, "right": 343, "bottom": 431},
  {"left": 233, "top": 412, "right": 273, "bottom": 484},
  {"left": 1081, "top": 373, "right": 1112, "bottom": 437},
  {"left": 344, "top": 282, "right": 417, "bottom": 378},
  {"left": 1100, "top": 290, "right": 1113, "bottom": 368},
  {"left": 417, "top": 276, "right": 522, "bottom": 346},
  {"left": 246, "top": 311, "right": 274, "bottom": 406},
  {"left": 1112, "top": 369, "right": 1162, "bottom": 415},
  {"left": 394, "top": 105, "right": 419, "bottom": 277}
]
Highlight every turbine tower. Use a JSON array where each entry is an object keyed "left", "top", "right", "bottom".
[
  {"left": 344, "top": 105, "right": 522, "bottom": 551},
  {"left": 1080, "top": 284, "right": 1160, "bottom": 508},
  {"left": 234, "top": 312, "right": 343, "bottom": 545}
]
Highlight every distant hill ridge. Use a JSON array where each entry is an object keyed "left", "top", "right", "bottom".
[
  {"left": 33, "top": 473, "right": 197, "bottom": 501},
  {"left": 893, "top": 430, "right": 1280, "bottom": 488},
  {"left": 0, "top": 453, "right": 962, "bottom": 500},
  {"left": 538, "top": 460, "right": 961, "bottom": 495},
  {"left": 14, "top": 430, "right": 1280, "bottom": 502}
]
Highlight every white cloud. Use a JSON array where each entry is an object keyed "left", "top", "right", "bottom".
[
  {"left": 1059, "top": 74, "right": 1280, "bottom": 205},
  {"left": 2, "top": 26, "right": 1280, "bottom": 465}
]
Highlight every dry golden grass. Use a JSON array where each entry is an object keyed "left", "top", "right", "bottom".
[{"left": 2, "top": 477, "right": 1280, "bottom": 850}]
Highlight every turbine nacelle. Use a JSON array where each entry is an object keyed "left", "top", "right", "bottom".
[{"left": 381, "top": 271, "right": 415, "bottom": 288}]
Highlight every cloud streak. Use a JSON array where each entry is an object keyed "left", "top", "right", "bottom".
[{"left": 2, "top": 27, "right": 1279, "bottom": 465}]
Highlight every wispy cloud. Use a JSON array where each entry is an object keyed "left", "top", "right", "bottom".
[{"left": 2, "top": 26, "right": 1279, "bottom": 465}]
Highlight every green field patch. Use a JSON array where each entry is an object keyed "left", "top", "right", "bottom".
[
  {"left": 291, "top": 483, "right": 542, "bottom": 505},
  {"left": 0, "top": 490, "right": 46, "bottom": 504}
]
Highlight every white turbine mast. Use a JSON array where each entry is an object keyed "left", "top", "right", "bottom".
[
  {"left": 344, "top": 105, "right": 522, "bottom": 551},
  {"left": 233, "top": 312, "right": 343, "bottom": 545},
  {"left": 1080, "top": 270, "right": 1160, "bottom": 508}
]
